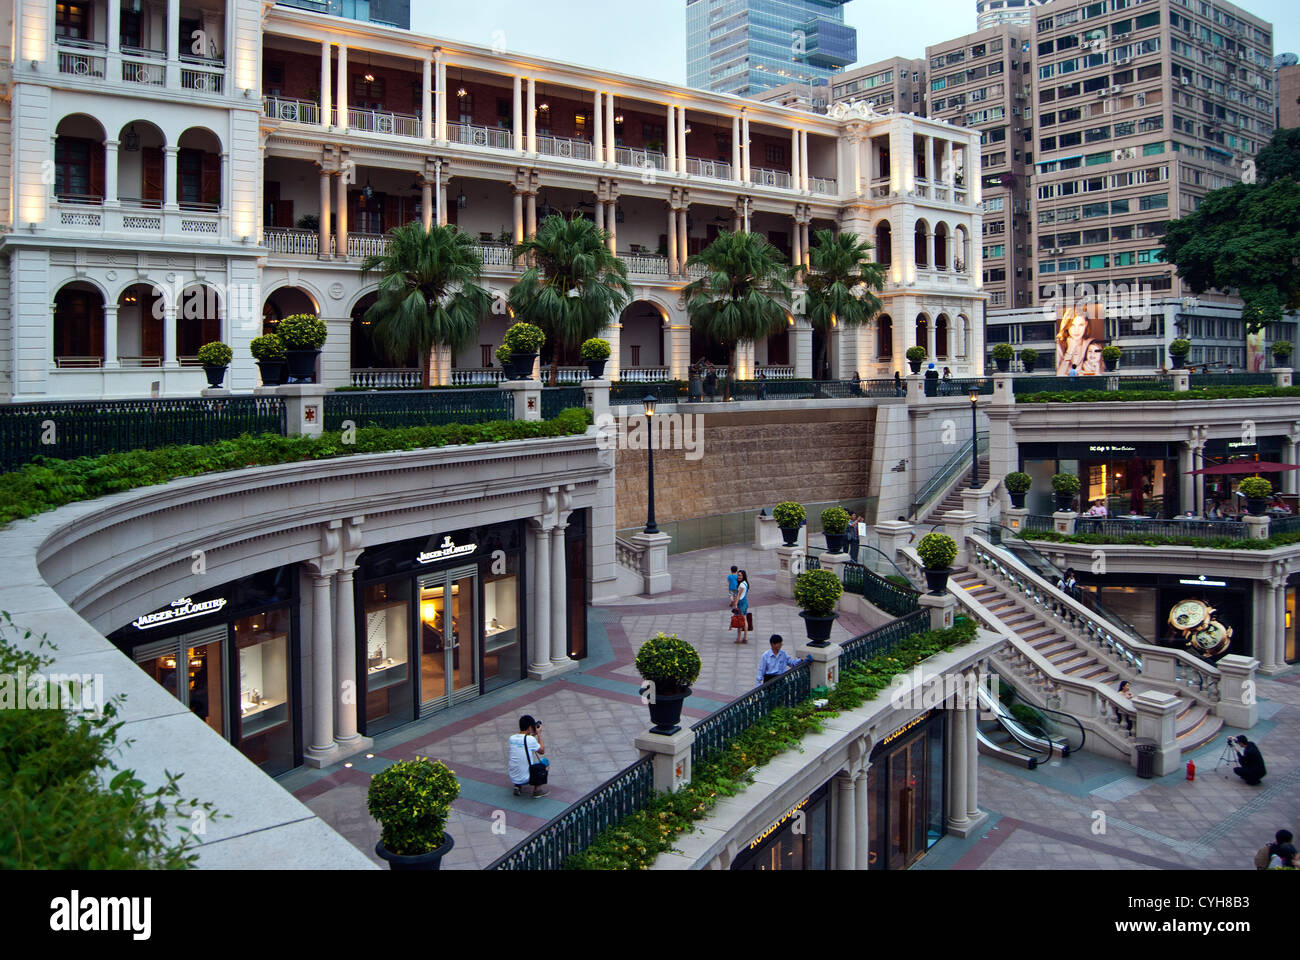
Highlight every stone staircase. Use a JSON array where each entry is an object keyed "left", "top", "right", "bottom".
[
  {"left": 952, "top": 566, "right": 1222, "bottom": 754},
  {"left": 921, "top": 457, "right": 990, "bottom": 523}
]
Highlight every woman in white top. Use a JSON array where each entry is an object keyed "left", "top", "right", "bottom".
[
  {"left": 733, "top": 572, "right": 750, "bottom": 645},
  {"left": 507, "top": 714, "right": 549, "bottom": 798}
]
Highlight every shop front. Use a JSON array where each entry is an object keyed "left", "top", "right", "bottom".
[
  {"left": 1199, "top": 436, "right": 1291, "bottom": 515},
  {"left": 1020, "top": 441, "right": 1179, "bottom": 517},
  {"left": 109, "top": 568, "right": 301, "bottom": 777},
  {"left": 730, "top": 782, "right": 832, "bottom": 870},
  {"left": 355, "top": 515, "right": 588, "bottom": 736},
  {"left": 867, "top": 709, "right": 946, "bottom": 870}
]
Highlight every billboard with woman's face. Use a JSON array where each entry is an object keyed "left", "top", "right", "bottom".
[{"left": 1056, "top": 307, "right": 1107, "bottom": 376}]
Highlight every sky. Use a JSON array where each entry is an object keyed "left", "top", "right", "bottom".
[{"left": 413, "top": 0, "right": 1300, "bottom": 87}]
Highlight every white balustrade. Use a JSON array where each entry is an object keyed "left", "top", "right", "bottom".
[
  {"left": 475, "top": 242, "right": 515, "bottom": 267},
  {"left": 347, "top": 108, "right": 422, "bottom": 139},
  {"left": 57, "top": 47, "right": 106, "bottom": 78},
  {"left": 346, "top": 233, "right": 389, "bottom": 258},
  {"left": 623, "top": 253, "right": 670, "bottom": 276},
  {"left": 615, "top": 147, "right": 667, "bottom": 171},
  {"left": 450, "top": 368, "right": 507, "bottom": 386},
  {"left": 263, "top": 97, "right": 321, "bottom": 125},
  {"left": 449, "top": 122, "right": 514, "bottom": 150},
  {"left": 810, "top": 177, "right": 838, "bottom": 195},
  {"left": 265, "top": 228, "right": 320, "bottom": 256},
  {"left": 536, "top": 135, "right": 594, "bottom": 161},
  {"left": 750, "top": 167, "right": 793, "bottom": 189},
  {"left": 756, "top": 365, "right": 795, "bottom": 379},
  {"left": 618, "top": 367, "right": 670, "bottom": 383},
  {"left": 180, "top": 63, "right": 224, "bottom": 94},
  {"left": 350, "top": 368, "right": 423, "bottom": 389},
  {"left": 685, "top": 157, "right": 733, "bottom": 180}
]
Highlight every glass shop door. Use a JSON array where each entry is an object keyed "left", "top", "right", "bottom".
[{"left": 418, "top": 565, "right": 479, "bottom": 712}]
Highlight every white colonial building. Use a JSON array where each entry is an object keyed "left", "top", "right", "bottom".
[{"left": 0, "top": 0, "right": 986, "bottom": 400}]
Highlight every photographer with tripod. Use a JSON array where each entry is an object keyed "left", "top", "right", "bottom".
[{"left": 1226, "top": 734, "right": 1267, "bottom": 786}]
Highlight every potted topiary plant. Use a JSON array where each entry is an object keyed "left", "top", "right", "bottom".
[
  {"left": 795, "top": 568, "right": 842, "bottom": 645},
  {"left": 905, "top": 344, "right": 926, "bottom": 374},
  {"left": 278, "top": 313, "right": 328, "bottom": 383},
  {"left": 250, "top": 333, "right": 287, "bottom": 387},
  {"left": 196, "top": 341, "right": 233, "bottom": 389},
  {"left": 580, "top": 337, "right": 611, "bottom": 379},
  {"left": 1272, "top": 340, "right": 1293, "bottom": 367},
  {"left": 916, "top": 532, "right": 958, "bottom": 595},
  {"left": 1101, "top": 344, "right": 1122, "bottom": 372},
  {"left": 1239, "top": 476, "right": 1273, "bottom": 516},
  {"left": 367, "top": 756, "right": 460, "bottom": 871},
  {"left": 634, "top": 633, "right": 702, "bottom": 734},
  {"left": 500, "top": 322, "right": 545, "bottom": 380},
  {"left": 1020, "top": 347, "right": 1038, "bottom": 373},
  {"left": 1168, "top": 338, "right": 1191, "bottom": 369},
  {"left": 820, "top": 506, "right": 851, "bottom": 553},
  {"left": 1004, "top": 471, "right": 1032, "bottom": 509},
  {"left": 992, "top": 343, "right": 1015, "bottom": 373},
  {"left": 1051, "top": 472, "right": 1080, "bottom": 511},
  {"left": 773, "top": 501, "right": 806, "bottom": 546}
]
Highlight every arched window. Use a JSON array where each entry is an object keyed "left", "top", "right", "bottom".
[
  {"left": 875, "top": 221, "right": 892, "bottom": 266},
  {"left": 936, "top": 315, "right": 950, "bottom": 359},
  {"left": 876, "top": 315, "right": 893, "bottom": 360},
  {"left": 52, "top": 283, "right": 104, "bottom": 362},
  {"left": 914, "top": 222, "right": 928, "bottom": 267},
  {"left": 915, "top": 315, "right": 928, "bottom": 356},
  {"left": 934, "top": 223, "right": 949, "bottom": 270}
]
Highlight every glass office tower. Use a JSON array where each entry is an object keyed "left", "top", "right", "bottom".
[{"left": 277, "top": 0, "right": 411, "bottom": 30}]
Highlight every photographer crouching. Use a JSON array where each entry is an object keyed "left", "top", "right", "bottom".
[{"left": 1230, "top": 735, "right": 1267, "bottom": 786}]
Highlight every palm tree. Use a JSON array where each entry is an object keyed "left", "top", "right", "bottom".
[
  {"left": 683, "top": 231, "right": 791, "bottom": 400},
  {"left": 508, "top": 214, "right": 632, "bottom": 385},
  {"left": 797, "top": 229, "right": 886, "bottom": 379},
  {"left": 359, "top": 222, "right": 492, "bottom": 387}
]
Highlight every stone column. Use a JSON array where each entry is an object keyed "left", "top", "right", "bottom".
[
  {"left": 677, "top": 207, "right": 688, "bottom": 266},
  {"left": 1256, "top": 579, "right": 1278, "bottom": 673},
  {"left": 1131, "top": 690, "right": 1180, "bottom": 775},
  {"left": 337, "top": 45, "right": 348, "bottom": 129},
  {"left": 677, "top": 107, "right": 688, "bottom": 174},
  {"left": 320, "top": 41, "right": 332, "bottom": 129},
  {"left": 336, "top": 167, "right": 348, "bottom": 259},
  {"left": 163, "top": 146, "right": 178, "bottom": 209},
  {"left": 606, "top": 93, "right": 617, "bottom": 166},
  {"left": 526, "top": 77, "right": 537, "bottom": 153},
  {"left": 926, "top": 314, "right": 936, "bottom": 358},
  {"left": 422, "top": 58, "right": 433, "bottom": 141},
  {"left": 801, "top": 130, "right": 810, "bottom": 190},
  {"left": 104, "top": 140, "right": 119, "bottom": 206},
  {"left": 551, "top": 510, "right": 569, "bottom": 664},
  {"left": 666, "top": 202, "right": 678, "bottom": 275},
  {"left": 594, "top": 197, "right": 605, "bottom": 232},
  {"left": 835, "top": 770, "right": 856, "bottom": 869},
  {"left": 790, "top": 128, "right": 801, "bottom": 191},
  {"left": 635, "top": 727, "right": 695, "bottom": 792},
  {"left": 308, "top": 570, "right": 334, "bottom": 755},
  {"left": 422, "top": 178, "right": 433, "bottom": 230},
  {"left": 792, "top": 216, "right": 802, "bottom": 268},
  {"left": 802, "top": 222, "right": 811, "bottom": 267},
  {"left": 513, "top": 76, "right": 523, "bottom": 152},
  {"left": 435, "top": 57, "right": 447, "bottom": 142},
  {"left": 854, "top": 763, "right": 871, "bottom": 870},
  {"left": 165, "top": 0, "right": 180, "bottom": 86},
  {"left": 943, "top": 139, "right": 954, "bottom": 186},
  {"left": 593, "top": 90, "right": 603, "bottom": 163},
  {"left": 741, "top": 114, "right": 751, "bottom": 182},
  {"left": 1215, "top": 653, "right": 1260, "bottom": 728},
  {"left": 1286, "top": 429, "right": 1300, "bottom": 496},
  {"left": 665, "top": 104, "right": 676, "bottom": 171},
  {"left": 1274, "top": 568, "right": 1289, "bottom": 672},
  {"left": 316, "top": 168, "right": 331, "bottom": 258},
  {"left": 1179, "top": 439, "right": 1195, "bottom": 514},
  {"left": 162, "top": 303, "right": 178, "bottom": 366},
  {"left": 947, "top": 704, "right": 970, "bottom": 831},
  {"left": 334, "top": 567, "right": 360, "bottom": 743},
  {"left": 793, "top": 319, "right": 813, "bottom": 378},
  {"left": 103, "top": 304, "right": 119, "bottom": 369},
  {"left": 526, "top": 192, "right": 537, "bottom": 238},
  {"left": 528, "top": 520, "right": 552, "bottom": 677},
  {"left": 513, "top": 188, "right": 524, "bottom": 247},
  {"left": 732, "top": 115, "right": 741, "bottom": 179},
  {"left": 965, "top": 667, "right": 982, "bottom": 825}
]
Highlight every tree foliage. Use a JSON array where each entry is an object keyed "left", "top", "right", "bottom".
[
  {"left": 360, "top": 223, "right": 492, "bottom": 386},
  {"left": 797, "top": 229, "right": 885, "bottom": 333}
]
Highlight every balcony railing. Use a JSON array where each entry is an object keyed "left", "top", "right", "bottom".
[
  {"left": 263, "top": 96, "right": 321, "bottom": 125},
  {"left": 750, "top": 167, "right": 792, "bottom": 189},
  {"left": 449, "top": 368, "right": 506, "bottom": 386},
  {"left": 265, "top": 227, "right": 322, "bottom": 256},
  {"left": 122, "top": 52, "right": 165, "bottom": 85},
  {"left": 475, "top": 241, "right": 515, "bottom": 267},
  {"left": 755, "top": 364, "right": 795, "bottom": 379},
  {"left": 614, "top": 146, "right": 667, "bottom": 171},
  {"left": 536, "top": 134, "right": 593, "bottom": 161},
  {"left": 346, "top": 233, "right": 389, "bottom": 259},
  {"left": 623, "top": 253, "right": 670, "bottom": 276},
  {"left": 57, "top": 47, "right": 106, "bottom": 78},
  {"left": 810, "top": 176, "right": 837, "bottom": 195},
  {"left": 448, "top": 122, "right": 513, "bottom": 150},
  {"left": 619, "top": 367, "right": 671, "bottom": 383},
  {"left": 180, "top": 64, "right": 224, "bottom": 94},
  {"left": 347, "top": 107, "right": 422, "bottom": 139},
  {"left": 685, "top": 157, "right": 732, "bottom": 180}
]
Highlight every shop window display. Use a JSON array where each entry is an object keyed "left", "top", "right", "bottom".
[{"left": 234, "top": 608, "right": 294, "bottom": 776}]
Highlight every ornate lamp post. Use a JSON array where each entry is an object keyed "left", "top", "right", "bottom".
[
  {"left": 643, "top": 394, "right": 659, "bottom": 534},
  {"left": 969, "top": 388, "right": 980, "bottom": 489}
]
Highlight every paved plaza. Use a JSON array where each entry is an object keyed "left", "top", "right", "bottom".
[{"left": 281, "top": 545, "right": 1300, "bottom": 870}]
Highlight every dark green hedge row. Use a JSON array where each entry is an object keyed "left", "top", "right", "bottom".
[
  {"left": 0, "top": 408, "right": 592, "bottom": 526},
  {"left": 1018, "top": 385, "right": 1300, "bottom": 404},
  {"left": 1020, "top": 528, "right": 1300, "bottom": 551}
]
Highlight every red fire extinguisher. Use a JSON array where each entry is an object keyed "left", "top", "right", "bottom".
[{"left": 1186, "top": 760, "right": 1196, "bottom": 781}]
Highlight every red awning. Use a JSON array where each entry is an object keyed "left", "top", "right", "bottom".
[{"left": 1186, "top": 461, "right": 1300, "bottom": 476}]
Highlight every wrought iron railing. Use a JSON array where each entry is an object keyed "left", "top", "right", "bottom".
[
  {"left": 1187, "top": 372, "right": 1273, "bottom": 388},
  {"left": 488, "top": 755, "right": 654, "bottom": 870},
  {"left": 322, "top": 388, "right": 512, "bottom": 430},
  {"left": 690, "top": 661, "right": 812, "bottom": 766},
  {"left": 842, "top": 562, "right": 920, "bottom": 616},
  {"left": 908, "top": 431, "right": 988, "bottom": 519},
  {"left": 1269, "top": 514, "right": 1300, "bottom": 535},
  {"left": 541, "top": 386, "right": 585, "bottom": 419},
  {"left": 1011, "top": 374, "right": 1175, "bottom": 395},
  {"left": 1070, "top": 516, "right": 1248, "bottom": 539},
  {"left": 0, "top": 397, "right": 286, "bottom": 472},
  {"left": 837, "top": 609, "right": 930, "bottom": 672},
  {"left": 610, "top": 381, "right": 685, "bottom": 405},
  {"left": 937, "top": 376, "right": 995, "bottom": 396}
]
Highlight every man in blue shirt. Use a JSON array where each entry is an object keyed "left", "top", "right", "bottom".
[
  {"left": 756, "top": 635, "right": 807, "bottom": 686},
  {"left": 727, "top": 565, "right": 739, "bottom": 606}
]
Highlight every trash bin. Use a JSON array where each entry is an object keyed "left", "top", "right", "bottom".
[{"left": 1135, "top": 739, "right": 1157, "bottom": 779}]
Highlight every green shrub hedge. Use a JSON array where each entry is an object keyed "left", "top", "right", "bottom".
[
  {"left": 1019, "top": 385, "right": 1300, "bottom": 404},
  {"left": 0, "top": 408, "right": 592, "bottom": 526},
  {"left": 1020, "top": 528, "right": 1300, "bottom": 551}
]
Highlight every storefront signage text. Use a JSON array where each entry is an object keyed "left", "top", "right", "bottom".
[
  {"left": 417, "top": 535, "right": 477, "bottom": 564},
  {"left": 748, "top": 795, "right": 811, "bottom": 851},
  {"left": 1179, "top": 578, "right": 1227, "bottom": 587},
  {"left": 132, "top": 596, "right": 227, "bottom": 630},
  {"left": 1087, "top": 444, "right": 1137, "bottom": 455},
  {"left": 881, "top": 708, "right": 936, "bottom": 747}
]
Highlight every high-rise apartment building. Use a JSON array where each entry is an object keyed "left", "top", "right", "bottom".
[
  {"left": 687, "top": 0, "right": 858, "bottom": 96},
  {"left": 829, "top": 56, "right": 928, "bottom": 115},
  {"left": 1277, "top": 57, "right": 1300, "bottom": 129},
  {"left": 977, "top": 0, "right": 1046, "bottom": 30},
  {"left": 926, "top": 26, "right": 1034, "bottom": 309},
  {"left": 278, "top": 0, "right": 410, "bottom": 29}
]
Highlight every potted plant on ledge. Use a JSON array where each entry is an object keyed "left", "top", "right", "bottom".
[
  {"left": 795, "top": 568, "right": 843, "bottom": 646},
  {"left": 773, "top": 501, "right": 806, "bottom": 547},
  {"left": 1239, "top": 476, "right": 1272, "bottom": 516},
  {"left": 634, "top": 633, "right": 702, "bottom": 734},
  {"left": 1020, "top": 347, "right": 1038, "bottom": 374},
  {"left": 250, "top": 333, "right": 287, "bottom": 387},
  {"left": 278, "top": 313, "right": 328, "bottom": 383},
  {"left": 500, "top": 322, "right": 545, "bottom": 380},
  {"left": 916, "top": 531, "right": 958, "bottom": 595},
  {"left": 1272, "top": 340, "right": 1293, "bottom": 368},
  {"left": 821, "top": 506, "right": 851, "bottom": 553},
  {"left": 1169, "top": 338, "right": 1191, "bottom": 369},
  {"left": 196, "top": 341, "right": 233, "bottom": 389},
  {"left": 580, "top": 337, "right": 611, "bottom": 379},
  {"left": 1005, "top": 471, "right": 1032, "bottom": 509},
  {"left": 906, "top": 345, "right": 926, "bottom": 374},
  {"left": 1051, "top": 472, "right": 1080, "bottom": 511},
  {"left": 367, "top": 756, "right": 460, "bottom": 871},
  {"left": 992, "top": 343, "right": 1015, "bottom": 373},
  {"left": 1102, "top": 344, "right": 1122, "bottom": 372}
]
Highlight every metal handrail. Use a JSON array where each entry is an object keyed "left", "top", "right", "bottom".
[{"left": 908, "top": 431, "right": 988, "bottom": 519}]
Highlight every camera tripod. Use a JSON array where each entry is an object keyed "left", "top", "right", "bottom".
[{"left": 1214, "top": 738, "right": 1239, "bottom": 777}]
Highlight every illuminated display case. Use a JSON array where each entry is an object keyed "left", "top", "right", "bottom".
[
  {"left": 366, "top": 597, "right": 411, "bottom": 692},
  {"left": 236, "top": 611, "right": 290, "bottom": 739}
]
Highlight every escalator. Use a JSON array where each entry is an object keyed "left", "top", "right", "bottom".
[{"left": 974, "top": 680, "right": 1087, "bottom": 770}]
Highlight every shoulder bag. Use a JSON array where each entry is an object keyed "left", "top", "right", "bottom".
[{"left": 527, "top": 736, "right": 549, "bottom": 786}]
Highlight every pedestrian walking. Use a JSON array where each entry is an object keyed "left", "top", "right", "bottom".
[
  {"left": 732, "top": 569, "right": 750, "bottom": 644},
  {"left": 704, "top": 363, "right": 718, "bottom": 401},
  {"left": 756, "top": 635, "right": 806, "bottom": 686},
  {"left": 757, "top": 370, "right": 767, "bottom": 400},
  {"left": 846, "top": 511, "right": 861, "bottom": 563},
  {"left": 507, "top": 715, "right": 549, "bottom": 798},
  {"left": 1255, "top": 829, "right": 1294, "bottom": 869},
  {"left": 727, "top": 565, "right": 739, "bottom": 607}
]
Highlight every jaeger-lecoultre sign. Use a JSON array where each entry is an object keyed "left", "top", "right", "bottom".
[{"left": 132, "top": 596, "right": 227, "bottom": 630}]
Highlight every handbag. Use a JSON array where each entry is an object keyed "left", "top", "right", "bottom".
[
  {"left": 746, "top": 612, "right": 754, "bottom": 632},
  {"left": 729, "top": 612, "right": 746, "bottom": 629},
  {"left": 526, "top": 736, "right": 548, "bottom": 786}
]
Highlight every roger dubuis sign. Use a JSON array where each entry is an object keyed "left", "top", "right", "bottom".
[{"left": 132, "top": 596, "right": 227, "bottom": 630}]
